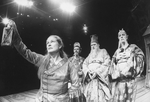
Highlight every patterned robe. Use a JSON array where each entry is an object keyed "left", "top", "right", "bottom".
[
  {"left": 0, "top": 27, "right": 82, "bottom": 102},
  {"left": 82, "top": 49, "right": 111, "bottom": 102},
  {"left": 68, "top": 56, "right": 85, "bottom": 102},
  {"left": 69, "top": 56, "right": 84, "bottom": 84},
  {"left": 110, "top": 44, "right": 145, "bottom": 102}
]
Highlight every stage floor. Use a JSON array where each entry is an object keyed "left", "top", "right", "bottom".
[
  {"left": 135, "top": 76, "right": 150, "bottom": 102},
  {"left": 0, "top": 76, "right": 150, "bottom": 102}
]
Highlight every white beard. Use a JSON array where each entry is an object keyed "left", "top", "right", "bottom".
[{"left": 90, "top": 48, "right": 99, "bottom": 58}]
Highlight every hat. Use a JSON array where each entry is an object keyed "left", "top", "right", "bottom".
[
  {"left": 74, "top": 42, "right": 80, "bottom": 48},
  {"left": 91, "top": 34, "right": 98, "bottom": 43}
]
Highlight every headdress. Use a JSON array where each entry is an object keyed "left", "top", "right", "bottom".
[
  {"left": 74, "top": 42, "right": 80, "bottom": 48},
  {"left": 91, "top": 34, "right": 98, "bottom": 43}
]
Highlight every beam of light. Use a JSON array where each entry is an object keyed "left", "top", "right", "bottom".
[
  {"left": 14, "top": 0, "right": 33, "bottom": 7},
  {"left": 51, "top": 0, "right": 63, "bottom": 5},
  {"left": 60, "top": 2, "right": 76, "bottom": 13}
]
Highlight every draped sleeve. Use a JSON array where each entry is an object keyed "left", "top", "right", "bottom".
[
  {"left": 96, "top": 49, "right": 111, "bottom": 77},
  {"left": 92, "top": 49, "right": 111, "bottom": 90},
  {"left": 11, "top": 25, "right": 44, "bottom": 67},
  {"left": 129, "top": 44, "right": 145, "bottom": 77},
  {"left": 110, "top": 44, "right": 145, "bottom": 79}
]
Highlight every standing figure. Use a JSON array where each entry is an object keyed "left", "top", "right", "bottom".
[
  {"left": 82, "top": 35, "right": 111, "bottom": 102},
  {"left": 0, "top": 20, "right": 82, "bottom": 102},
  {"left": 110, "top": 29, "right": 145, "bottom": 102},
  {"left": 68, "top": 42, "right": 85, "bottom": 102}
]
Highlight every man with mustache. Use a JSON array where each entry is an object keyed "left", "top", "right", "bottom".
[{"left": 68, "top": 42, "right": 85, "bottom": 102}]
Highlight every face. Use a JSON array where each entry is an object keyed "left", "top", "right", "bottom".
[
  {"left": 74, "top": 46, "right": 80, "bottom": 56},
  {"left": 91, "top": 42, "right": 99, "bottom": 51},
  {"left": 118, "top": 32, "right": 128, "bottom": 42},
  {"left": 46, "top": 36, "right": 62, "bottom": 53}
]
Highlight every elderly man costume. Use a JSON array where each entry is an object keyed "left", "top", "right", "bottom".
[{"left": 82, "top": 35, "right": 111, "bottom": 102}]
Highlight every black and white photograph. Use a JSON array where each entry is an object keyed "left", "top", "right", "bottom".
[{"left": 0, "top": 0, "right": 150, "bottom": 102}]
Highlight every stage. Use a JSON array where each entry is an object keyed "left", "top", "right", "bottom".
[
  {"left": 0, "top": 76, "right": 149, "bottom": 102},
  {"left": 135, "top": 76, "right": 150, "bottom": 102}
]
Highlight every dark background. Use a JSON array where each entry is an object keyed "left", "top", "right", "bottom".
[{"left": 0, "top": 0, "right": 149, "bottom": 96}]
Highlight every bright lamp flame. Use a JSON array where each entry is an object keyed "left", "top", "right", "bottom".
[
  {"left": 2, "top": 18, "right": 9, "bottom": 25},
  {"left": 60, "top": 3, "right": 76, "bottom": 13}
]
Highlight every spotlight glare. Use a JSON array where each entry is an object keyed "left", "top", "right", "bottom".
[
  {"left": 60, "top": 3, "right": 76, "bottom": 13},
  {"left": 14, "top": 0, "right": 33, "bottom": 7},
  {"left": 51, "top": 0, "right": 62, "bottom": 4},
  {"left": 28, "top": 1, "right": 33, "bottom": 6}
]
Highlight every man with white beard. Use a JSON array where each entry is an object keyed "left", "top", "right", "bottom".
[{"left": 82, "top": 35, "right": 111, "bottom": 102}]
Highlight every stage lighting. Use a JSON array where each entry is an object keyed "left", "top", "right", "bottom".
[
  {"left": 60, "top": 2, "right": 76, "bottom": 13},
  {"left": 14, "top": 0, "right": 33, "bottom": 7},
  {"left": 83, "top": 24, "right": 88, "bottom": 34}
]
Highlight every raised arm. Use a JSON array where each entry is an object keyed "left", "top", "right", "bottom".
[{"left": 10, "top": 20, "right": 44, "bottom": 67}]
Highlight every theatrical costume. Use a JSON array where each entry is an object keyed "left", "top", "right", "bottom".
[
  {"left": 82, "top": 48, "right": 111, "bottom": 102},
  {"left": 110, "top": 44, "right": 145, "bottom": 102},
  {"left": 68, "top": 55, "right": 85, "bottom": 102},
  {"left": 0, "top": 27, "right": 82, "bottom": 102}
]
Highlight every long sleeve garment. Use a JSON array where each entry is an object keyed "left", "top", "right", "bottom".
[
  {"left": 110, "top": 44, "right": 145, "bottom": 102},
  {"left": 82, "top": 49, "right": 111, "bottom": 102},
  {"left": 68, "top": 56, "right": 85, "bottom": 102},
  {"left": 68, "top": 56, "right": 84, "bottom": 85},
  {"left": 0, "top": 27, "right": 82, "bottom": 102}
]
